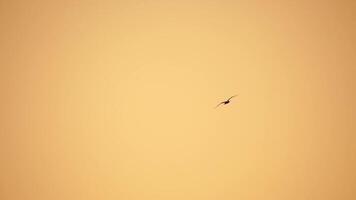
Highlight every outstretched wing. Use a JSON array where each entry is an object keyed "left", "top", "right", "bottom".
[
  {"left": 227, "top": 95, "right": 238, "bottom": 101},
  {"left": 215, "top": 102, "right": 224, "bottom": 108}
]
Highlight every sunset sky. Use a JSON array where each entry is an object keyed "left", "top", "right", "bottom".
[{"left": 1, "top": 1, "right": 355, "bottom": 200}]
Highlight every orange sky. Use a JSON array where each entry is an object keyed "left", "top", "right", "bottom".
[{"left": 1, "top": 1, "right": 356, "bottom": 200}]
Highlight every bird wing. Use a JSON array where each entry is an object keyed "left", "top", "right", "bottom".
[
  {"left": 227, "top": 95, "right": 238, "bottom": 101},
  {"left": 215, "top": 102, "right": 224, "bottom": 108}
]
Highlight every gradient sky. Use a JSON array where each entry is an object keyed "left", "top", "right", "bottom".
[{"left": 1, "top": 1, "right": 356, "bottom": 200}]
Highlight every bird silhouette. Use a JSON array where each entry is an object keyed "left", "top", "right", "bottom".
[{"left": 215, "top": 95, "right": 238, "bottom": 108}]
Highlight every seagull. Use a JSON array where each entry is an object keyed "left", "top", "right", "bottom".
[{"left": 215, "top": 95, "right": 238, "bottom": 108}]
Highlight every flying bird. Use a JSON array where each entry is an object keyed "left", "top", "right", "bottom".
[{"left": 215, "top": 95, "right": 238, "bottom": 108}]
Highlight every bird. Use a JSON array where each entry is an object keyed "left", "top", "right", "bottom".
[{"left": 215, "top": 95, "right": 238, "bottom": 108}]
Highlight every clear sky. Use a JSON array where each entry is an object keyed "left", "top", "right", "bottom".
[{"left": 1, "top": 1, "right": 355, "bottom": 200}]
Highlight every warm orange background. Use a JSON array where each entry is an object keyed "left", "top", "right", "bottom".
[{"left": 1, "top": 1, "right": 355, "bottom": 200}]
